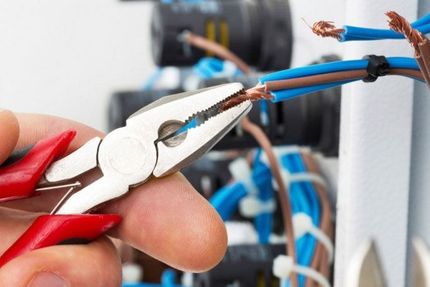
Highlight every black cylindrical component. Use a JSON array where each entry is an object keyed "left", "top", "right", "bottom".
[{"left": 151, "top": 0, "right": 293, "bottom": 71}]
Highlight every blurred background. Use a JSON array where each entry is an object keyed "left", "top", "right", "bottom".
[{"left": 0, "top": 0, "right": 343, "bottom": 131}]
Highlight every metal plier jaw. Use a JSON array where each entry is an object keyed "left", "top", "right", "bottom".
[{"left": 44, "top": 83, "right": 252, "bottom": 214}]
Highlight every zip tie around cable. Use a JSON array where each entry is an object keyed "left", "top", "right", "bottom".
[
  {"left": 293, "top": 213, "right": 334, "bottom": 263},
  {"left": 261, "top": 147, "right": 312, "bottom": 166},
  {"left": 239, "top": 195, "right": 276, "bottom": 218},
  {"left": 273, "top": 255, "right": 331, "bottom": 287},
  {"left": 228, "top": 158, "right": 259, "bottom": 195},
  {"left": 282, "top": 171, "right": 327, "bottom": 189},
  {"left": 362, "top": 55, "right": 390, "bottom": 82},
  {"left": 260, "top": 149, "right": 327, "bottom": 188}
]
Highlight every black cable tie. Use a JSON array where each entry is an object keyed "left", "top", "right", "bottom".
[{"left": 362, "top": 55, "right": 390, "bottom": 83}]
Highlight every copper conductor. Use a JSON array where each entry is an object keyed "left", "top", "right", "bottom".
[
  {"left": 220, "top": 85, "right": 272, "bottom": 111},
  {"left": 386, "top": 11, "right": 425, "bottom": 50},
  {"left": 311, "top": 21, "right": 345, "bottom": 40}
]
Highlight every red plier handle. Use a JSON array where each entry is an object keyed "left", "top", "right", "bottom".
[
  {"left": 0, "top": 130, "right": 76, "bottom": 201},
  {"left": 0, "top": 214, "right": 121, "bottom": 267},
  {"left": 0, "top": 131, "right": 121, "bottom": 267}
]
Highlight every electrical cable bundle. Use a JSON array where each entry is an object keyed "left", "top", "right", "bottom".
[
  {"left": 255, "top": 56, "right": 423, "bottom": 101},
  {"left": 209, "top": 146, "right": 334, "bottom": 287}
]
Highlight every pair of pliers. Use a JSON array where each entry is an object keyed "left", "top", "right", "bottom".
[{"left": 0, "top": 83, "right": 251, "bottom": 267}]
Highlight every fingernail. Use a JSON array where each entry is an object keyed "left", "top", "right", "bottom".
[{"left": 28, "top": 272, "right": 67, "bottom": 287}]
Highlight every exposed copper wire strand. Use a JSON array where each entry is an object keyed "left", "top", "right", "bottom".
[
  {"left": 387, "top": 11, "right": 430, "bottom": 87},
  {"left": 386, "top": 11, "right": 424, "bottom": 51},
  {"left": 221, "top": 85, "right": 272, "bottom": 111},
  {"left": 310, "top": 21, "right": 345, "bottom": 41},
  {"left": 241, "top": 117, "right": 298, "bottom": 287}
]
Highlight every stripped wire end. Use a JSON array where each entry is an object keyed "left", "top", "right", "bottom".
[
  {"left": 220, "top": 85, "right": 272, "bottom": 111},
  {"left": 386, "top": 11, "right": 425, "bottom": 50},
  {"left": 387, "top": 11, "right": 430, "bottom": 88},
  {"left": 309, "top": 20, "right": 344, "bottom": 41}
]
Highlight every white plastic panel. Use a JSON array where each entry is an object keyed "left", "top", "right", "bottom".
[
  {"left": 408, "top": 0, "right": 430, "bottom": 283},
  {"left": 335, "top": 1, "right": 418, "bottom": 286}
]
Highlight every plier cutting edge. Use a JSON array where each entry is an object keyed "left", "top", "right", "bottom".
[{"left": 0, "top": 83, "right": 251, "bottom": 267}]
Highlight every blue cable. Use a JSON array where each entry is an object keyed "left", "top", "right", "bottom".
[
  {"left": 281, "top": 153, "right": 321, "bottom": 287},
  {"left": 334, "top": 13, "right": 430, "bottom": 41},
  {"left": 122, "top": 269, "right": 184, "bottom": 287},
  {"left": 259, "top": 100, "right": 270, "bottom": 126},
  {"left": 271, "top": 80, "right": 352, "bottom": 102},
  {"left": 412, "top": 13, "right": 430, "bottom": 28},
  {"left": 260, "top": 57, "right": 419, "bottom": 83},
  {"left": 142, "top": 68, "right": 164, "bottom": 91},
  {"left": 259, "top": 57, "right": 422, "bottom": 101},
  {"left": 340, "top": 23, "right": 430, "bottom": 41},
  {"left": 161, "top": 269, "right": 177, "bottom": 287},
  {"left": 193, "top": 57, "right": 225, "bottom": 79},
  {"left": 279, "top": 152, "right": 322, "bottom": 287},
  {"left": 253, "top": 150, "right": 275, "bottom": 244},
  {"left": 210, "top": 182, "right": 248, "bottom": 221}
]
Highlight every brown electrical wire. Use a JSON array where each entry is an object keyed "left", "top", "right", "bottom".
[
  {"left": 387, "top": 11, "right": 430, "bottom": 87},
  {"left": 301, "top": 153, "right": 334, "bottom": 287},
  {"left": 180, "top": 31, "right": 252, "bottom": 74},
  {"left": 263, "top": 69, "right": 424, "bottom": 91},
  {"left": 310, "top": 21, "right": 345, "bottom": 41},
  {"left": 182, "top": 29, "right": 298, "bottom": 287},
  {"left": 241, "top": 117, "right": 298, "bottom": 287},
  {"left": 386, "top": 11, "right": 424, "bottom": 51},
  {"left": 219, "top": 68, "right": 424, "bottom": 111}
]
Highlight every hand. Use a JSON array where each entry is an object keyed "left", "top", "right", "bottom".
[{"left": 0, "top": 110, "right": 227, "bottom": 287}]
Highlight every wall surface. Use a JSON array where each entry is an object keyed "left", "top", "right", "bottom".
[
  {"left": 0, "top": 0, "right": 153, "bottom": 131},
  {"left": 335, "top": 1, "right": 418, "bottom": 286}
]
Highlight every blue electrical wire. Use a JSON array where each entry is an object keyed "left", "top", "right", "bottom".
[
  {"left": 193, "top": 57, "right": 225, "bottom": 79},
  {"left": 142, "top": 68, "right": 164, "bottom": 91},
  {"left": 122, "top": 269, "right": 183, "bottom": 287},
  {"left": 253, "top": 149, "right": 275, "bottom": 244},
  {"left": 281, "top": 152, "right": 321, "bottom": 287},
  {"left": 259, "top": 57, "right": 422, "bottom": 101},
  {"left": 209, "top": 149, "right": 323, "bottom": 287},
  {"left": 335, "top": 13, "right": 430, "bottom": 41},
  {"left": 260, "top": 57, "right": 419, "bottom": 82},
  {"left": 210, "top": 182, "right": 248, "bottom": 221},
  {"left": 340, "top": 23, "right": 430, "bottom": 41},
  {"left": 271, "top": 80, "right": 352, "bottom": 102}
]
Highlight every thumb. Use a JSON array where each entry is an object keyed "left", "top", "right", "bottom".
[
  {"left": 0, "top": 109, "right": 19, "bottom": 164},
  {"left": 0, "top": 237, "right": 122, "bottom": 287}
]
